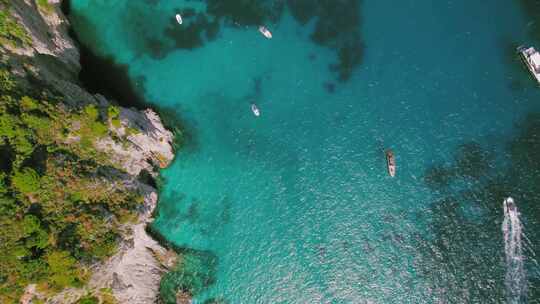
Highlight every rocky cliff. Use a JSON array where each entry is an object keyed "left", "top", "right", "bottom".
[{"left": 1, "top": 1, "right": 176, "bottom": 303}]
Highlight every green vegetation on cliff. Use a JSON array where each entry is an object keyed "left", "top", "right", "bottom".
[
  {"left": 0, "top": 69, "right": 142, "bottom": 303},
  {"left": 36, "top": 0, "right": 54, "bottom": 15},
  {"left": 0, "top": 3, "right": 32, "bottom": 47}
]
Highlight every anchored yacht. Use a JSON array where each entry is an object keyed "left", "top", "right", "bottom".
[
  {"left": 175, "top": 13, "right": 183, "bottom": 25},
  {"left": 258, "top": 26, "right": 272, "bottom": 39},
  {"left": 518, "top": 46, "right": 540, "bottom": 84},
  {"left": 386, "top": 150, "right": 396, "bottom": 177}
]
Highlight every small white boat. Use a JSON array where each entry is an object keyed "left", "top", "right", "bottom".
[
  {"left": 251, "top": 104, "right": 260, "bottom": 117},
  {"left": 175, "top": 13, "right": 183, "bottom": 25},
  {"left": 518, "top": 45, "right": 540, "bottom": 84},
  {"left": 258, "top": 26, "right": 272, "bottom": 39},
  {"left": 385, "top": 150, "right": 396, "bottom": 177},
  {"left": 504, "top": 197, "right": 516, "bottom": 213}
]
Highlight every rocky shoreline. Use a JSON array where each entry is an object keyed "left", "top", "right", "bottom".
[{"left": 2, "top": 1, "right": 178, "bottom": 303}]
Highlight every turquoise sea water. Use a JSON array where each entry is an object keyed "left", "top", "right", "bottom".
[{"left": 69, "top": 1, "right": 540, "bottom": 302}]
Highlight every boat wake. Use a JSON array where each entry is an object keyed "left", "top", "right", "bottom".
[{"left": 502, "top": 197, "right": 527, "bottom": 303}]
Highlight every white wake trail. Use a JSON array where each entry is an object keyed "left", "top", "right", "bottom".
[{"left": 502, "top": 197, "right": 527, "bottom": 304}]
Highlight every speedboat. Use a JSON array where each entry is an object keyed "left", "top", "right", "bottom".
[
  {"left": 175, "top": 13, "right": 183, "bottom": 25},
  {"left": 251, "top": 104, "right": 260, "bottom": 117},
  {"left": 504, "top": 197, "right": 516, "bottom": 213},
  {"left": 258, "top": 26, "right": 272, "bottom": 39},
  {"left": 385, "top": 150, "right": 396, "bottom": 177}
]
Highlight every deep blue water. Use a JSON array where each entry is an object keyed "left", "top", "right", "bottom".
[{"left": 69, "top": 0, "right": 540, "bottom": 302}]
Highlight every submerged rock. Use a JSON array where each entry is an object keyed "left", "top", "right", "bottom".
[{"left": 176, "top": 291, "right": 193, "bottom": 304}]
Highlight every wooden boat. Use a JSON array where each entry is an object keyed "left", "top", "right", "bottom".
[
  {"left": 386, "top": 150, "right": 396, "bottom": 177},
  {"left": 175, "top": 13, "right": 183, "bottom": 25},
  {"left": 258, "top": 26, "right": 272, "bottom": 39}
]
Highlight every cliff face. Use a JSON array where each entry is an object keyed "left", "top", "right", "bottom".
[
  {"left": 5, "top": 0, "right": 94, "bottom": 105},
  {"left": 2, "top": 1, "right": 175, "bottom": 303}
]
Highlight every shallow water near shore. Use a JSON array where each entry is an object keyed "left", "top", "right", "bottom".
[{"left": 69, "top": 0, "right": 540, "bottom": 302}]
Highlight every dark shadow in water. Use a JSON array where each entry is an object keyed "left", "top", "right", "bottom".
[
  {"left": 203, "top": 298, "right": 229, "bottom": 304},
  {"left": 164, "top": 9, "right": 220, "bottom": 51},
  {"left": 453, "top": 141, "right": 493, "bottom": 179},
  {"left": 62, "top": 4, "right": 148, "bottom": 109},
  {"left": 66, "top": 0, "right": 366, "bottom": 111},
  {"left": 60, "top": 0, "right": 71, "bottom": 14},
  {"left": 420, "top": 113, "right": 540, "bottom": 301},
  {"left": 517, "top": 0, "right": 540, "bottom": 42},
  {"left": 152, "top": 189, "right": 187, "bottom": 223},
  {"left": 159, "top": 248, "right": 219, "bottom": 304},
  {"left": 287, "top": 0, "right": 364, "bottom": 82},
  {"left": 153, "top": 187, "right": 232, "bottom": 235},
  {"left": 243, "top": 75, "right": 266, "bottom": 104},
  {"left": 149, "top": 186, "right": 236, "bottom": 303},
  {"left": 423, "top": 141, "right": 493, "bottom": 191},
  {"left": 324, "top": 82, "right": 336, "bottom": 94},
  {"left": 138, "top": 0, "right": 364, "bottom": 82},
  {"left": 152, "top": 104, "right": 198, "bottom": 153},
  {"left": 424, "top": 164, "right": 454, "bottom": 189},
  {"left": 186, "top": 200, "right": 200, "bottom": 222},
  {"left": 197, "top": 202, "right": 230, "bottom": 237},
  {"left": 144, "top": 0, "right": 159, "bottom": 6},
  {"left": 151, "top": 1, "right": 282, "bottom": 58},
  {"left": 206, "top": 0, "right": 284, "bottom": 26},
  {"left": 148, "top": 216, "right": 223, "bottom": 303}
]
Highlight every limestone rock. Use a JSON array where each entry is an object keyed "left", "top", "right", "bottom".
[
  {"left": 8, "top": 0, "right": 79, "bottom": 69},
  {"left": 96, "top": 106, "right": 175, "bottom": 177}
]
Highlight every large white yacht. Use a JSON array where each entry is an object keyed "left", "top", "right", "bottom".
[{"left": 518, "top": 46, "right": 540, "bottom": 84}]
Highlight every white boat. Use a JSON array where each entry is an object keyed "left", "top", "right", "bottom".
[
  {"left": 175, "top": 13, "right": 183, "bottom": 25},
  {"left": 251, "top": 104, "right": 260, "bottom": 117},
  {"left": 258, "top": 26, "right": 272, "bottom": 39},
  {"left": 385, "top": 150, "right": 396, "bottom": 177},
  {"left": 504, "top": 197, "right": 516, "bottom": 213},
  {"left": 518, "top": 46, "right": 540, "bottom": 84}
]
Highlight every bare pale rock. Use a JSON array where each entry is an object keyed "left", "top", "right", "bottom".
[
  {"left": 8, "top": 0, "right": 79, "bottom": 68},
  {"left": 87, "top": 182, "right": 176, "bottom": 304},
  {"left": 19, "top": 284, "right": 37, "bottom": 304},
  {"left": 90, "top": 223, "right": 165, "bottom": 304},
  {"left": 97, "top": 106, "right": 175, "bottom": 176}
]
